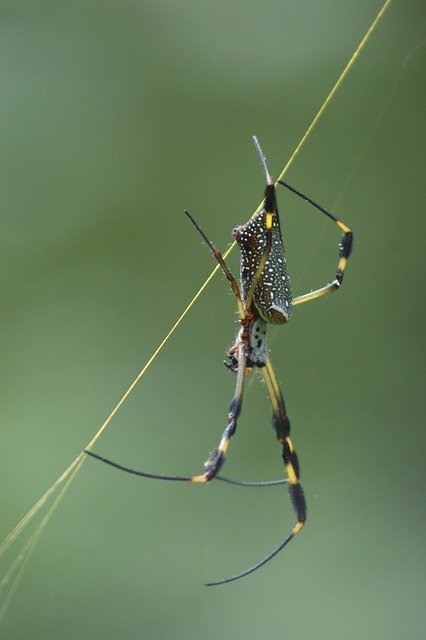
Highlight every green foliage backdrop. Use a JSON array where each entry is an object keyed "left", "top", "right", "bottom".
[{"left": 1, "top": 1, "right": 425, "bottom": 639}]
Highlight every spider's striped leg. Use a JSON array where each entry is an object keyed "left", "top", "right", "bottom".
[
  {"left": 261, "top": 358, "right": 307, "bottom": 532},
  {"left": 192, "top": 342, "right": 246, "bottom": 482},
  {"left": 277, "top": 181, "right": 353, "bottom": 306},
  {"left": 85, "top": 344, "right": 247, "bottom": 484},
  {"left": 205, "top": 357, "right": 306, "bottom": 586}
]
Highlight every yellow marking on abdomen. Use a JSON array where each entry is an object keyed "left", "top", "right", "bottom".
[{"left": 266, "top": 212, "right": 273, "bottom": 229}]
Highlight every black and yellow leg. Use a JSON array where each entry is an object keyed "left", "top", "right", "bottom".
[
  {"left": 205, "top": 358, "right": 306, "bottom": 586},
  {"left": 277, "top": 180, "right": 353, "bottom": 307},
  {"left": 261, "top": 358, "right": 307, "bottom": 533},
  {"left": 191, "top": 344, "right": 246, "bottom": 483}
]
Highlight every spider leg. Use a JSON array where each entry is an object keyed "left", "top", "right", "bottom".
[
  {"left": 86, "top": 343, "right": 247, "bottom": 483},
  {"left": 192, "top": 342, "right": 246, "bottom": 482},
  {"left": 85, "top": 449, "right": 286, "bottom": 486},
  {"left": 184, "top": 210, "right": 245, "bottom": 320},
  {"left": 206, "top": 357, "right": 306, "bottom": 586},
  {"left": 262, "top": 357, "right": 306, "bottom": 527},
  {"left": 277, "top": 180, "right": 353, "bottom": 306}
]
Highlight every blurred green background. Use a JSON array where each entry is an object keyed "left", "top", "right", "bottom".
[{"left": 1, "top": 1, "right": 425, "bottom": 638}]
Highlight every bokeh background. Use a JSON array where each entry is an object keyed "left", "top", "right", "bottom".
[{"left": 1, "top": 1, "right": 425, "bottom": 639}]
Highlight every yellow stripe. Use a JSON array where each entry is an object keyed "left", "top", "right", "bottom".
[
  {"left": 286, "top": 436, "right": 294, "bottom": 453},
  {"left": 337, "top": 221, "right": 351, "bottom": 233},
  {"left": 338, "top": 257, "right": 347, "bottom": 271},
  {"left": 285, "top": 463, "right": 298, "bottom": 485},
  {"left": 292, "top": 521, "right": 304, "bottom": 535},
  {"left": 191, "top": 475, "right": 208, "bottom": 483},
  {"left": 266, "top": 212, "right": 273, "bottom": 229},
  {"left": 218, "top": 438, "right": 229, "bottom": 454}
]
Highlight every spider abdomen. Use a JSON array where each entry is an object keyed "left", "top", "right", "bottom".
[{"left": 234, "top": 208, "right": 293, "bottom": 324}]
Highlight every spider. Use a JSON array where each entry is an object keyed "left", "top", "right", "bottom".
[{"left": 86, "top": 136, "right": 353, "bottom": 585}]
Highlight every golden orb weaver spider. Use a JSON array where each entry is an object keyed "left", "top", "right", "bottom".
[{"left": 86, "top": 136, "right": 353, "bottom": 585}]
